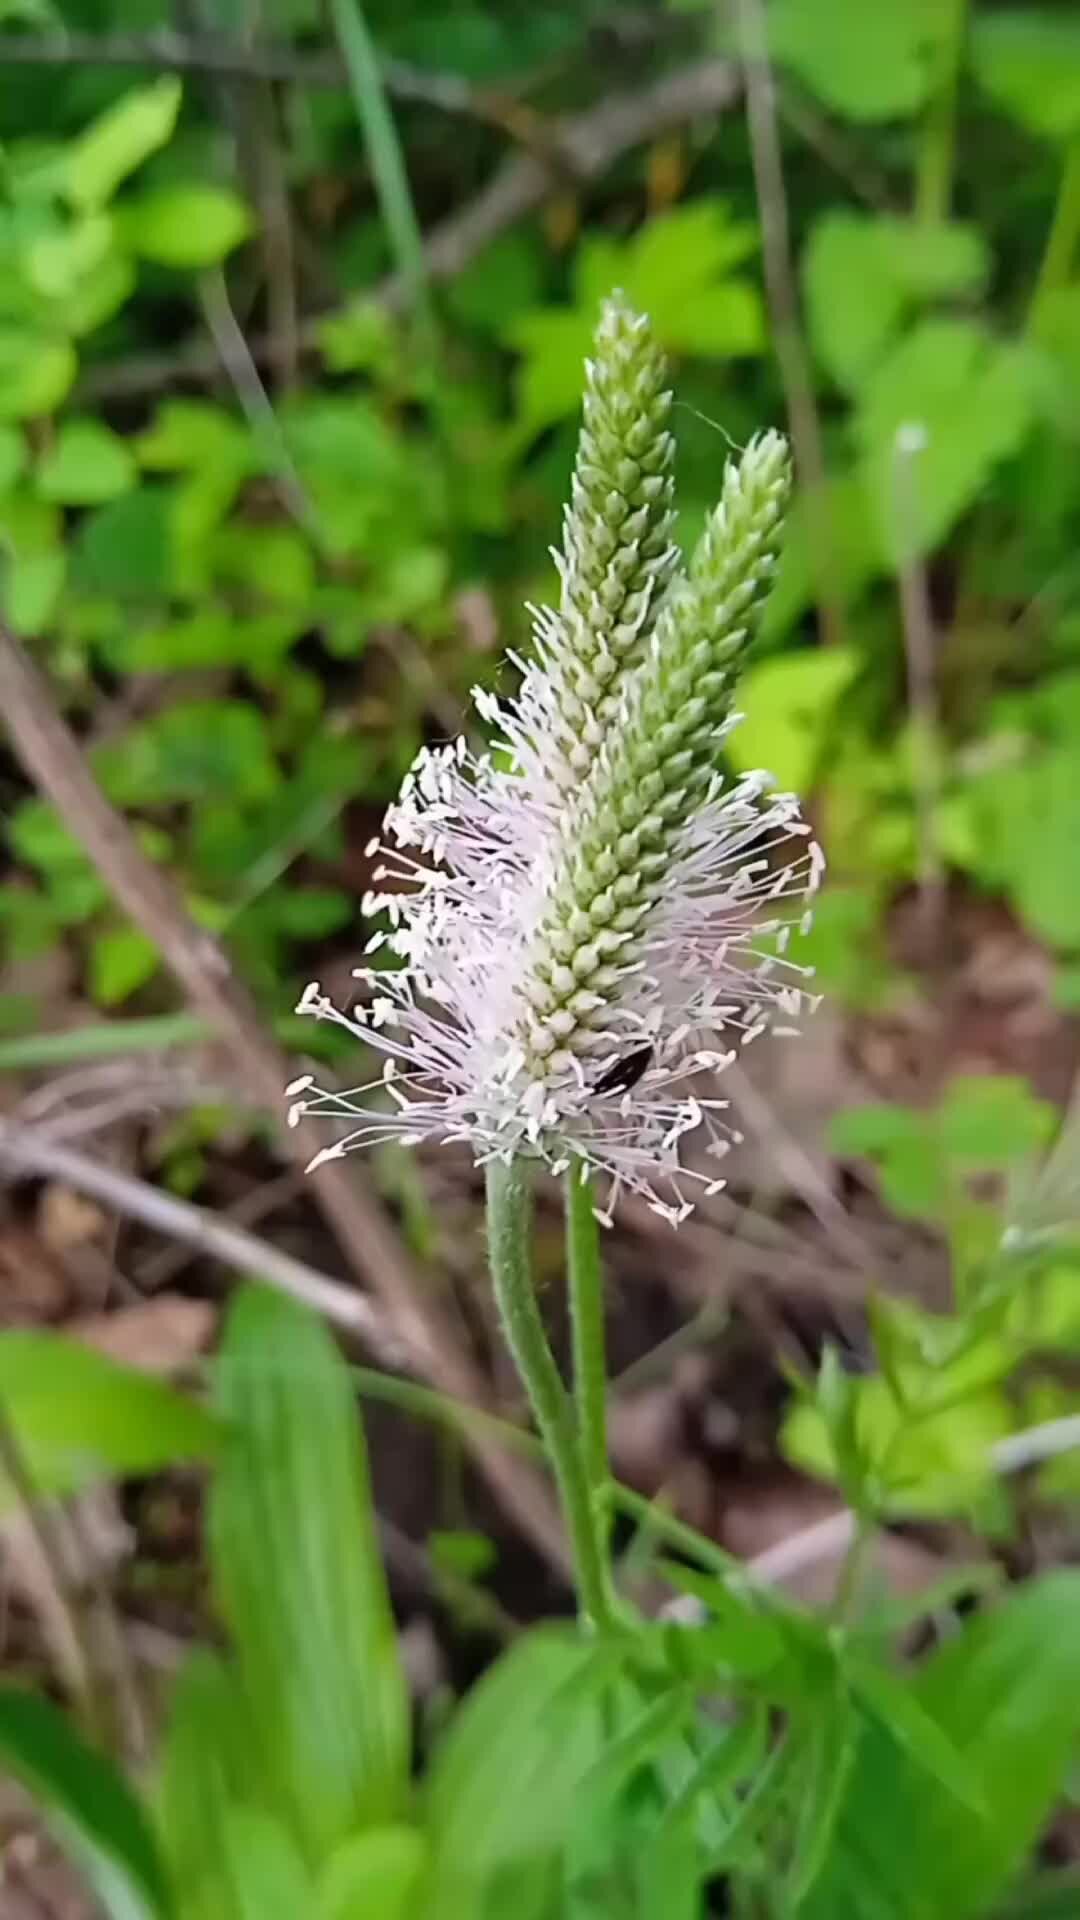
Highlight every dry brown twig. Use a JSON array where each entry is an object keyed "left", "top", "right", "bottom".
[
  {"left": 80, "top": 57, "right": 742, "bottom": 401},
  {"left": 0, "top": 625, "right": 567, "bottom": 1574}
]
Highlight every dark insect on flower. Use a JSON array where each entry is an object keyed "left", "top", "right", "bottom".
[{"left": 592, "top": 1043, "right": 655, "bottom": 1097}]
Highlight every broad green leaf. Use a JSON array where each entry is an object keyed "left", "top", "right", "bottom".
[
  {"left": 828, "top": 1104, "right": 946, "bottom": 1217},
  {"left": 98, "top": 701, "right": 278, "bottom": 809},
  {"left": 3, "top": 546, "right": 66, "bottom": 634},
  {"left": 319, "top": 1828, "right": 427, "bottom": 1920},
  {"left": 425, "top": 1629, "right": 616, "bottom": 1918},
  {"left": 222, "top": 1810, "right": 317, "bottom": 1920},
  {"left": 843, "top": 1655, "right": 982, "bottom": 1812},
  {"left": 37, "top": 419, "right": 137, "bottom": 506},
  {"left": 769, "top": 0, "right": 947, "bottom": 121},
  {"left": 210, "top": 1287, "right": 410, "bottom": 1861},
  {"left": 89, "top": 925, "right": 160, "bottom": 1006},
  {"left": 0, "top": 1688, "right": 171, "bottom": 1920},
  {"left": 804, "top": 1574, "right": 1080, "bottom": 1920},
  {"left": 73, "top": 489, "right": 172, "bottom": 598},
  {"left": 136, "top": 399, "right": 250, "bottom": 473},
  {"left": 804, "top": 212, "right": 988, "bottom": 389},
  {"left": 506, "top": 201, "right": 762, "bottom": 431},
  {"left": 804, "top": 213, "right": 906, "bottom": 389},
  {"left": 937, "top": 1075, "right": 1057, "bottom": 1166},
  {"left": 119, "top": 185, "right": 252, "bottom": 268},
  {"left": 971, "top": 12, "right": 1080, "bottom": 141},
  {"left": 0, "top": 1331, "right": 219, "bottom": 1507},
  {"left": 966, "top": 748, "right": 1080, "bottom": 950},
  {"left": 157, "top": 1651, "right": 259, "bottom": 1920},
  {"left": 855, "top": 319, "right": 1035, "bottom": 563},
  {"left": 65, "top": 78, "right": 182, "bottom": 209},
  {"left": 0, "top": 329, "right": 76, "bottom": 420},
  {"left": 727, "top": 648, "right": 856, "bottom": 792}
]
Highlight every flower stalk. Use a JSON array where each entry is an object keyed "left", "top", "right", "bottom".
[{"left": 486, "top": 1156, "right": 618, "bottom": 1630}]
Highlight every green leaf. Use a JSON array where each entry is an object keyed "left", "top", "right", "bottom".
[
  {"left": 98, "top": 702, "right": 277, "bottom": 809},
  {"left": 937, "top": 1075, "right": 1057, "bottom": 1167},
  {"left": 37, "top": 419, "right": 137, "bottom": 506},
  {"left": 425, "top": 1630, "right": 615, "bottom": 1915},
  {"left": 855, "top": 319, "right": 1035, "bottom": 564},
  {"left": 210, "top": 1287, "right": 410, "bottom": 1860},
  {"left": 0, "top": 1689, "right": 171, "bottom": 1920},
  {"left": 89, "top": 926, "right": 160, "bottom": 1007},
  {"left": 971, "top": 11, "right": 1080, "bottom": 142},
  {"left": 828, "top": 1103, "right": 947, "bottom": 1217},
  {"left": 769, "top": 0, "right": 947, "bottom": 121},
  {"left": 781, "top": 1370, "right": 1012, "bottom": 1516},
  {"left": 804, "top": 213, "right": 988, "bottom": 390},
  {"left": 119, "top": 185, "right": 252, "bottom": 268},
  {"left": 318, "top": 1828, "right": 427, "bottom": 1920},
  {"left": 804, "top": 1574, "right": 1080, "bottom": 1920},
  {"left": 156, "top": 1650, "right": 257, "bottom": 1920},
  {"left": 3, "top": 546, "right": 66, "bottom": 634},
  {"left": 222, "top": 1810, "right": 317, "bottom": 1920},
  {"left": 0, "top": 1332, "right": 219, "bottom": 1508},
  {"left": 73, "top": 488, "right": 172, "bottom": 598},
  {"left": 843, "top": 1654, "right": 982, "bottom": 1813},
  {"left": 727, "top": 648, "right": 856, "bottom": 792},
  {"left": 65, "top": 78, "right": 182, "bottom": 210},
  {"left": 0, "top": 329, "right": 76, "bottom": 420}
]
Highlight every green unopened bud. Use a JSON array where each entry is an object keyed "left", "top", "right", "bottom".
[
  {"left": 522, "top": 430, "right": 792, "bottom": 1066},
  {"left": 539, "top": 293, "right": 678, "bottom": 791}
]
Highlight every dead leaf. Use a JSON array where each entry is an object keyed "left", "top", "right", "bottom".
[{"left": 67, "top": 1296, "right": 214, "bottom": 1377}]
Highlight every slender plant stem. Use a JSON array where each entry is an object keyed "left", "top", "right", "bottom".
[
  {"left": 566, "top": 1161, "right": 610, "bottom": 1507},
  {"left": 325, "top": 0, "right": 435, "bottom": 345},
  {"left": 733, "top": 0, "right": 844, "bottom": 649},
  {"left": 914, "top": 0, "right": 968, "bottom": 226},
  {"left": 486, "top": 1157, "right": 617, "bottom": 1630},
  {"left": 1029, "top": 134, "right": 1080, "bottom": 337}
]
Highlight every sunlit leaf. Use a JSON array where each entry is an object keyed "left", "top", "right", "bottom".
[
  {"left": 971, "top": 11, "right": 1080, "bottom": 141},
  {"left": 0, "top": 1331, "right": 218, "bottom": 1508},
  {"left": 65, "top": 78, "right": 182, "bottom": 210}
]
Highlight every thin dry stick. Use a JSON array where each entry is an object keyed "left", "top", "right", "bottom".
[
  {"left": 80, "top": 57, "right": 741, "bottom": 401},
  {"left": 733, "top": 0, "right": 844, "bottom": 648},
  {"left": 0, "top": 1407, "right": 102, "bottom": 1733},
  {"left": 893, "top": 424, "right": 946, "bottom": 951},
  {"left": 0, "top": 627, "right": 568, "bottom": 1574},
  {"left": 0, "top": 1118, "right": 406, "bottom": 1366},
  {"left": 0, "top": 28, "right": 527, "bottom": 116}
]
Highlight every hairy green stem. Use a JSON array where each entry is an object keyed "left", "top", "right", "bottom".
[
  {"left": 486, "top": 1157, "right": 616, "bottom": 1630},
  {"left": 566, "top": 1162, "right": 609, "bottom": 1507},
  {"left": 1029, "top": 134, "right": 1080, "bottom": 337}
]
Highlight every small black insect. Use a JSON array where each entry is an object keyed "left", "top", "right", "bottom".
[{"left": 592, "top": 1043, "right": 655, "bottom": 1097}]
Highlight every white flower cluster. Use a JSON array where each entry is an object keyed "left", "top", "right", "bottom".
[{"left": 290, "top": 298, "right": 823, "bottom": 1225}]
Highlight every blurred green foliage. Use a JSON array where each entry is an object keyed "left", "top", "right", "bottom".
[
  {"left": 0, "top": 0, "right": 1078, "bottom": 1049},
  {"left": 1, "top": 3, "right": 1080, "bottom": 1910},
  {"left": 6, "top": 1284, "right": 1080, "bottom": 1920}
]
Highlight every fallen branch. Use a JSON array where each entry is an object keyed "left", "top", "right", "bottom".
[
  {"left": 0, "top": 1118, "right": 404, "bottom": 1367},
  {"left": 81, "top": 56, "right": 741, "bottom": 401},
  {"left": 0, "top": 625, "right": 567, "bottom": 1574}
]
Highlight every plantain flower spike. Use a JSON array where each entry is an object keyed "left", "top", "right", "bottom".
[{"left": 290, "top": 295, "right": 823, "bottom": 1224}]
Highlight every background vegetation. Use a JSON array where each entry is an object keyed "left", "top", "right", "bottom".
[{"left": 0, "top": 0, "right": 1079, "bottom": 1915}]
